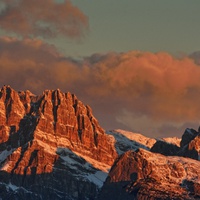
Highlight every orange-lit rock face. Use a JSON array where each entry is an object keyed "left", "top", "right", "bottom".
[
  {"left": 0, "top": 86, "right": 25, "bottom": 126},
  {"left": 0, "top": 85, "right": 117, "bottom": 177},
  {"left": 99, "top": 148, "right": 200, "bottom": 200},
  {"left": 1, "top": 85, "right": 200, "bottom": 200},
  {"left": 4, "top": 141, "right": 58, "bottom": 175},
  {"left": 0, "top": 86, "right": 26, "bottom": 144}
]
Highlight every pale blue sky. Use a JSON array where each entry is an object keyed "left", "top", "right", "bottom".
[{"left": 51, "top": 0, "right": 200, "bottom": 57}]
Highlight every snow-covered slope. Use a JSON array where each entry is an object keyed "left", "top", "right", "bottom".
[
  {"left": 162, "top": 137, "right": 181, "bottom": 147},
  {"left": 56, "top": 148, "right": 108, "bottom": 188},
  {"left": 107, "top": 129, "right": 156, "bottom": 155}
]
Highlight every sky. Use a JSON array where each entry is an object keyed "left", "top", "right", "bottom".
[{"left": 0, "top": 0, "right": 200, "bottom": 138}]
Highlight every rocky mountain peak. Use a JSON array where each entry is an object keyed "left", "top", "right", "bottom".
[
  {"left": 0, "top": 85, "right": 200, "bottom": 200},
  {"left": 0, "top": 86, "right": 118, "bottom": 199},
  {"left": 0, "top": 86, "right": 117, "bottom": 165},
  {"left": 180, "top": 128, "right": 199, "bottom": 147}
]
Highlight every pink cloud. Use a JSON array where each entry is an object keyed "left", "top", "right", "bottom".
[
  {"left": 0, "top": 37, "right": 81, "bottom": 91},
  {"left": 1, "top": 37, "right": 200, "bottom": 137},
  {"left": 0, "top": 0, "right": 88, "bottom": 39},
  {"left": 82, "top": 52, "right": 200, "bottom": 136}
]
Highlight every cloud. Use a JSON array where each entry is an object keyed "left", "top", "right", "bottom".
[
  {"left": 1, "top": 38, "right": 200, "bottom": 137},
  {"left": 81, "top": 51, "right": 200, "bottom": 137},
  {"left": 0, "top": 0, "right": 88, "bottom": 39},
  {"left": 0, "top": 37, "right": 81, "bottom": 91}
]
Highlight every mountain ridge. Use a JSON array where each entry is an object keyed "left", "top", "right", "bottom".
[
  {"left": 0, "top": 85, "right": 117, "bottom": 199},
  {"left": 0, "top": 85, "right": 199, "bottom": 199}
]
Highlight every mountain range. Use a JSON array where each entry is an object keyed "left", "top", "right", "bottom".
[{"left": 0, "top": 85, "right": 199, "bottom": 200}]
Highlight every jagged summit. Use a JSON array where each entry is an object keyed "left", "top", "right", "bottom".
[
  {"left": 0, "top": 85, "right": 117, "bottom": 166},
  {"left": 0, "top": 85, "right": 117, "bottom": 199},
  {"left": 0, "top": 85, "right": 200, "bottom": 200}
]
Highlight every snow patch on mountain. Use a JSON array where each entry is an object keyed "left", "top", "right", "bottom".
[
  {"left": 0, "top": 149, "right": 14, "bottom": 163},
  {"left": 107, "top": 129, "right": 156, "bottom": 155},
  {"left": 74, "top": 151, "right": 111, "bottom": 173},
  {"left": 85, "top": 171, "right": 107, "bottom": 188},
  {"left": 57, "top": 148, "right": 108, "bottom": 188},
  {"left": 162, "top": 137, "right": 181, "bottom": 147},
  {"left": 7, "top": 182, "right": 19, "bottom": 191}
]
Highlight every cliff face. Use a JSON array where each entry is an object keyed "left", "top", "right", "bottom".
[
  {"left": 0, "top": 85, "right": 117, "bottom": 199},
  {"left": 0, "top": 85, "right": 200, "bottom": 200},
  {"left": 99, "top": 148, "right": 200, "bottom": 200}
]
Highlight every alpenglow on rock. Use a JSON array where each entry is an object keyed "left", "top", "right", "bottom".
[
  {"left": 99, "top": 148, "right": 200, "bottom": 200},
  {"left": 0, "top": 85, "right": 117, "bottom": 200},
  {"left": 0, "top": 85, "right": 200, "bottom": 200}
]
